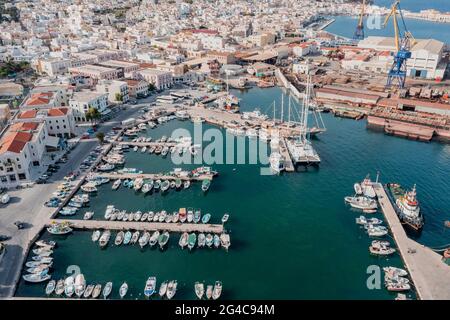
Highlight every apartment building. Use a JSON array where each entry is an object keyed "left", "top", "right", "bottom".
[
  {"left": 69, "top": 91, "right": 108, "bottom": 122},
  {"left": 96, "top": 80, "right": 130, "bottom": 103},
  {"left": 124, "top": 79, "right": 149, "bottom": 98},
  {"left": 68, "top": 65, "right": 120, "bottom": 81},
  {"left": 137, "top": 68, "right": 173, "bottom": 90}
]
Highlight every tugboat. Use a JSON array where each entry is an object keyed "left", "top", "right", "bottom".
[{"left": 387, "top": 183, "right": 424, "bottom": 231}]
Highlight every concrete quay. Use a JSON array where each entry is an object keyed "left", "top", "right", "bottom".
[
  {"left": 374, "top": 184, "right": 450, "bottom": 300},
  {"left": 94, "top": 172, "right": 214, "bottom": 181}
]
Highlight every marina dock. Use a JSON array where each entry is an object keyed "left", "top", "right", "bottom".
[
  {"left": 279, "top": 138, "right": 295, "bottom": 172},
  {"left": 48, "top": 219, "right": 224, "bottom": 234},
  {"left": 115, "top": 141, "right": 178, "bottom": 147},
  {"left": 373, "top": 184, "right": 450, "bottom": 300},
  {"left": 94, "top": 172, "right": 214, "bottom": 181}
]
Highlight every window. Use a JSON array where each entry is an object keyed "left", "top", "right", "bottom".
[
  {"left": 50, "top": 126, "right": 53, "bottom": 130},
  {"left": 0, "top": 176, "right": 6, "bottom": 182},
  {"left": 18, "top": 173, "right": 26, "bottom": 180},
  {"left": 9, "top": 174, "right": 16, "bottom": 182}
]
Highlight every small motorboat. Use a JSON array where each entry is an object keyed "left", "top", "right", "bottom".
[
  {"left": 92, "top": 230, "right": 101, "bottom": 242},
  {"left": 141, "top": 213, "right": 149, "bottom": 222},
  {"left": 159, "top": 281, "right": 168, "bottom": 298},
  {"left": 92, "top": 284, "right": 102, "bottom": 299},
  {"left": 198, "top": 233, "right": 206, "bottom": 248},
  {"left": 148, "top": 211, "right": 154, "bottom": 221},
  {"left": 65, "top": 276, "right": 75, "bottom": 297},
  {"left": 187, "top": 208, "right": 194, "bottom": 223},
  {"left": 103, "top": 282, "right": 113, "bottom": 299},
  {"left": 45, "top": 280, "right": 56, "bottom": 295},
  {"left": 144, "top": 276, "right": 156, "bottom": 298},
  {"left": 149, "top": 231, "right": 160, "bottom": 247},
  {"left": 35, "top": 240, "right": 56, "bottom": 248},
  {"left": 74, "top": 274, "right": 86, "bottom": 298},
  {"left": 355, "top": 216, "right": 382, "bottom": 225},
  {"left": 201, "top": 213, "right": 211, "bottom": 224},
  {"left": 183, "top": 180, "right": 190, "bottom": 189},
  {"left": 158, "top": 231, "right": 170, "bottom": 249},
  {"left": 123, "top": 231, "right": 132, "bottom": 245},
  {"left": 193, "top": 209, "right": 201, "bottom": 223},
  {"left": 221, "top": 214, "right": 229, "bottom": 224},
  {"left": 206, "top": 285, "right": 213, "bottom": 300},
  {"left": 84, "top": 284, "right": 94, "bottom": 298},
  {"left": 220, "top": 233, "right": 230, "bottom": 251},
  {"left": 212, "top": 281, "right": 222, "bottom": 300},
  {"left": 367, "top": 225, "right": 388, "bottom": 237},
  {"left": 188, "top": 233, "right": 197, "bottom": 251},
  {"left": 119, "top": 282, "right": 128, "bottom": 299},
  {"left": 166, "top": 280, "right": 177, "bottom": 300},
  {"left": 139, "top": 232, "right": 150, "bottom": 248},
  {"left": 213, "top": 234, "right": 220, "bottom": 248},
  {"left": 201, "top": 179, "right": 211, "bottom": 192},
  {"left": 115, "top": 231, "right": 125, "bottom": 246},
  {"left": 99, "top": 230, "right": 111, "bottom": 248},
  {"left": 206, "top": 234, "right": 213, "bottom": 248},
  {"left": 130, "top": 231, "right": 140, "bottom": 244},
  {"left": 179, "top": 232, "right": 188, "bottom": 249},
  {"left": 55, "top": 279, "right": 64, "bottom": 295},
  {"left": 383, "top": 267, "right": 408, "bottom": 277},
  {"left": 179, "top": 208, "right": 187, "bottom": 223},
  {"left": 344, "top": 196, "right": 378, "bottom": 210},
  {"left": 84, "top": 211, "right": 94, "bottom": 220},
  {"left": 195, "top": 282, "right": 204, "bottom": 300}
]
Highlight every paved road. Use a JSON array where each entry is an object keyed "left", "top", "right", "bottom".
[{"left": 0, "top": 98, "right": 155, "bottom": 297}]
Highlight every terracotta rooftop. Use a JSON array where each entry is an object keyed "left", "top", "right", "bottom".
[
  {"left": 18, "top": 109, "right": 38, "bottom": 119},
  {"left": 24, "top": 92, "right": 54, "bottom": 106},
  {"left": 48, "top": 107, "right": 69, "bottom": 117}
]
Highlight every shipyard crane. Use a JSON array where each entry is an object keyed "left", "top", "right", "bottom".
[
  {"left": 383, "top": 0, "right": 416, "bottom": 89},
  {"left": 353, "top": 0, "right": 366, "bottom": 40}
]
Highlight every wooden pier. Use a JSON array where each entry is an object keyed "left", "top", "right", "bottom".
[
  {"left": 49, "top": 219, "right": 224, "bottom": 234},
  {"left": 373, "top": 183, "right": 450, "bottom": 300},
  {"left": 95, "top": 172, "right": 214, "bottom": 181},
  {"left": 279, "top": 138, "right": 295, "bottom": 172}
]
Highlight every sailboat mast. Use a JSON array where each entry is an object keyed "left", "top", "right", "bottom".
[
  {"left": 281, "top": 94, "right": 284, "bottom": 123},
  {"left": 288, "top": 96, "right": 291, "bottom": 124}
]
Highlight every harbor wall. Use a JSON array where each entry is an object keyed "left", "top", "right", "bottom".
[{"left": 275, "top": 68, "right": 303, "bottom": 100}]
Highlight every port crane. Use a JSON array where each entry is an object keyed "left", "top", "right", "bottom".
[
  {"left": 353, "top": 0, "right": 366, "bottom": 40},
  {"left": 383, "top": 0, "right": 416, "bottom": 89}
]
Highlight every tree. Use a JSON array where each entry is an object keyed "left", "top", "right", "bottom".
[
  {"left": 95, "top": 132, "right": 105, "bottom": 144},
  {"left": 85, "top": 107, "right": 101, "bottom": 124},
  {"left": 148, "top": 83, "right": 156, "bottom": 92},
  {"left": 115, "top": 93, "right": 123, "bottom": 102}
]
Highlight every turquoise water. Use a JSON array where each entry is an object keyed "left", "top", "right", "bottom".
[
  {"left": 373, "top": 0, "right": 449, "bottom": 12},
  {"left": 326, "top": 15, "right": 450, "bottom": 44},
  {"left": 15, "top": 87, "right": 450, "bottom": 299}
]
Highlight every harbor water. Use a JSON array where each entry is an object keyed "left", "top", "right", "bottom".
[{"left": 15, "top": 87, "right": 450, "bottom": 299}]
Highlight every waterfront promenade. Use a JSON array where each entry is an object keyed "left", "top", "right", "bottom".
[
  {"left": 49, "top": 219, "right": 224, "bottom": 234},
  {"left": 373, "top": 184, "right": 450, "bottom": 300}
]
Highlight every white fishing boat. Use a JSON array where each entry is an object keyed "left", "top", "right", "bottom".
[
  {"left": 221, "top": 214, "right": 229, "bottom": 224},
  {"left": 83, "top": 284, "right": 94, "bottom": 298},
  {"left": 355, "top": 174, "right": 377, "bottom": 198},
  {"left": 166, "top": 280, "right": 177, "bottom": 300},
  {"left": 139, "top": 232, "right": 150, "bottom": 248},
  {"left": 206, "top": 285, "right": 213, "bottom": 300},
  {"left": 344, "top": 196, "right": 378, "bottom": 210},
  {"left": 159, "top": 281, "right": 168, "bottom": 298},
  {"left": 47, "top": 222, "right": 72, "bottom": 235},
  {"left": 144, "top": 277, "right": 156, "bottom": 298},
  {"left": 103, "top": 282, "right": 113, "bottom": 299},
  {"left": 104, "top": 205, "right": 115, "bottom": 220},
  {"left": 64, "top": 276, "right": 75, "bottom": 297},
  {"left": 134, "top": 211, "right": 142, "bottom": 221},
  {"left": 112, "top": 179, "right": 122, "bottom": 190},
  {"left": 74, "top": 274, "right": 86, "bottom": 297},
  {"left": 99, "top": 230, "right": 111, "bottom": 248},
  {"left": 80, "top": 182, "right": 97, "bottom": 193},
  {"left": 55, "top": 279, "right": 64, "bottom": 295},
  {"left": 195, "top": 282, "right": 205, "bottom": 299},
  {"left": 355, "top": 216, "right": 382, "bottom": 225},
  {"left": 212, "top": 281, "right": 222, "bottom": 300},
  {"left": 367, "top": 225, "right": 388, "bottom": 237},
  {"left": 369, "top": 241, "right": 396, "bottom": 256},
  {"left": 92, "top": 284, "right": 102, "bottom": 299},
  {"left": 220, "top": 233, "right": 231, "bottom": 251},
  {"left": 383, "top": 267, "right": 408, "bottom": 277},
  {"left": 134, "top": 178, "right": 144, "bottom": 191},
  {"left": 130, "top": 231, "right": 140, "bottom": 244},
  {"left": 115, "top": 231, "right": 125, "bottom": 246},
  {"left": 44, "top": 279, "right": 55, "bottom": 294},
  {"left": 119, "top": 282, "right": 128, "bottom": 299},
  {"left": 84, "top": 211, "right": 94, "bottom": 220},
  {"left": 149, "top": 231, "right": 160, "bottom": 247},
  {"left": 141, "top": 212, "right": 149, "bottom": 221}
]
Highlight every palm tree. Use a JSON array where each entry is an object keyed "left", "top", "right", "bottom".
[
  {"left": 85, "top": 107, "right": 101, "bottom": 124},
  {"left": 95, "top": 132, "right": 105, "bottom": 144}
]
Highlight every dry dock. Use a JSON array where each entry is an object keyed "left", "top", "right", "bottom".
[
  {"left": 48, "top": 219, "right": 224, "bottom": 234},
  {"left": 373, "top": 183, "right": 450, "bottom": 300}
]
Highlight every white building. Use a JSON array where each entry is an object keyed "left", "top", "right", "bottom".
[
  {"left": 37, "top": 57, "right": 72, "bottom": 76},
  {"left": 96, "top": 80, "right": 129, "bottom": 103},
  {"left": 124, "top": 79, "right": 149, "bottom": 98},
  {"left": 69, "top": 91, "right": 108, "bottom": 122},
  {"left": 0, "top": 122, "right": 52, "bottom": 188},
  {"left": 137, "top": 69, "right": 173, "bottom": 90}
]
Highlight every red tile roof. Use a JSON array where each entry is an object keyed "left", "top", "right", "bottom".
[
  {"left": 0, "top": 131, "right": 32, "bottom": 154},
  {"left": 24, "top": 92, "right": 54, "bottom": 106},
  {"left": 48, "top": 107, "right": 68, "bottom": 117},
  {"left": 19, "top": 109, "right": 38, "bottom": 119}
]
